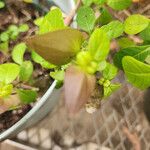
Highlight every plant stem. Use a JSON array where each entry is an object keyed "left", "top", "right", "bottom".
[{"left": 64, "top": 0, "right": 82, "bottom": 26}]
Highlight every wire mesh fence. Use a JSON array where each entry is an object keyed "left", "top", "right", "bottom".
[{"left": 12, "top": 73, "right": 150, "bottom": 150}]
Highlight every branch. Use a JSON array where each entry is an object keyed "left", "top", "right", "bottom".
[{"left": 64, "top": 0, "right": 82, "bottom": 26}]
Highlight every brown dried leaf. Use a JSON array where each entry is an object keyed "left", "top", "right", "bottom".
[
  {"left": 64, "top": 65, "right": 96, "bottom": 114},
  {"left": 26, "top": 28, "right": 84, "bottom": 65},
  {"left": 0, "top": 95, "right": 21, "bottom": 114}
]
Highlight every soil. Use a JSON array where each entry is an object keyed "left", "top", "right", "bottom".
[{"left": 0, "top": 1, "right": 52, "bottom": 133}]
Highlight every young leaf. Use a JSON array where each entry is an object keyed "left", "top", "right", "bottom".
[
  {"left": 124, "top": 15, "right": 149, "bottom": 35},
  {"left": 38, "top": 8, "right": 65, "bottom": 34},
  {"left": 117, "top": 37, "right": 135, "bottom": 49},
  {"left": 107, "top": 0, "right": 132, "bottom": 10},
  {"left": 76, "top": 6, "right": 96, "bottom": 33},
  {"left": 0, "top": 42, "right": 9, "bottom": 53},
  {"left": 82, "top": 0, "right": 93, "bottom": 6},
  {"left": 0, "top": 32, "right": 9, "bottom": 42},
  {"left": 122, "top": 56, "right": 150, "bottom": 89},
  {"left": 0, "top": 1, "right": 5, "bottom": 9},
  {"left": 31, "top": 51, "right": 55, "bottom": 69},
  {"left": 104, "top": 83, "right": 120, "bottom": 97},
  {"left": 8, "top": 25, "right": 18, "bottom": 33},
  {"left": 102, "top": 63, "right": 118, "bottom": 80},
  {"left": 50, "top": 70, "right": 64, "bottom": 81},
  {"left": 114, "top": 45, "right": 150, "bottom": 69},
  {"left": 0, "top": 83, "right": 13, "bottom": 98},
  {"left": 18, "top": 24, "right": 29, "bottom": 32},
  {"left": 94, "top": 0, "right": 106, "bottom": 5},
  {"left": 140, "top": 24, "right": 150, "bottom": 42},
  {"left": 98, "top": 8, "right": 113, "bottom": 25},
  {"left": 19, "top": 61, "right": 33, "bottom": 82},
  {"left": 101, "top": 21, "right": 124, "bottom": 39},
  {"left": 26, "top": 28, "right": 84, "bottom": 65},
  {"left": 18, "top": 89, "right": 37, "bottom": 104},
  {"left": 145, "top": 55, "right": 150, "bottom": 64},
  {"left": 88, "top": 28, "right": 110, "bottom": 62},
  {"left": 0, "top": 63, "right": 20, "bottom": 84},
  {"left": 64, "top": 65, "right": 96, "bottom": 114},
  {"left": 12, "top": 43, "right": 27, "bottom": 65}
]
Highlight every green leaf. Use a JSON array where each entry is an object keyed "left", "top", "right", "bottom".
[
  {"left": 101, "top": 21, "right": 124, "bottom": 39},
  {"left": 10, "top": 30, "right": 19, "bottom": 40},
  {"left": 26, "top": 28, "right": 84, "bottom": 65},
  {"left": 50, "top": 70, "right": 64, "bottom": 81},
  {"left": 82, "top": 0, "right": 106, "bottom": 6},
  {"left": 8, "top": 25, "right": 18, "bottom": 33},
  {"left": 19, "top": 61, "right": 33, "bottom": 82},
  {"left": 0, "top": 1, "right": 5, "bottom": 9},
  {"left": 107, "top": 0, "right": 132, "bottom": 10},
  {"left": 140, "top": 24, "right": 150, "bottom": 42},
  {"left": 88, "top": 28, "right": 110, "bottom": 62},
  {"left": 102, "top": 63, "right": 118, "bottom": 80},
  {"left": 0, "top": 32, "right": 9, "bottom": 42},
  {"left": 76, "top": 6, "right": 96, "bottom": 33},
  {"left": 0, "top": 83, "right": 13, "bottom": 98},
  {"left": 31, "top": 51, "right": 55, "bottom": 69},
  {"left": 104, "top": 83, "right": 120, "bottom": 97},
  {"left": 145, "top": 55, "right": 150, "bottom": 64},
  {"left": 82, "top": 0, "right": 93, "bottom": 6},
  {"left": 18, "top": 89, "right": 37, "bottom": 104},
  {"left": 114, "top": 45, "right": 150, "bottom": 69},
  {"left": 98, "top": 8, "right": 113, "bottom": 25},
  {"left": 0, "top": 63, "right": 20, "bottom": 84},
  {"left": 34, "top": 17, "right": 44, "bottom": 26},
  {"left": 0, "top": 42, "right": 9, "bottom": 53},
  {"left": 18, "top": 24, "right": 29, "bottom": 32},
  {"left": 12, "top": 43, "right": 27, "bottom": 65},
  {"left": 38, "top": 8, "right": 65, "bottom": 34},
  {"left": 122, "top": 56, "right": 150, "bottom": 89},
  {"left": 124, "top": 15, "right": 149, "bottom": 35},
  {"left": 117, "top": 37, "right": 135, "bottom": 49},
  {"left": 94, "top": 0, "right": 106, "bottom": 5}
]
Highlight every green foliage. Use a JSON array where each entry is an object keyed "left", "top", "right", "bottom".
[
  {"left": 31, "top": 51, "right": 55, "bottom": 69},
  {"left": 18, "top": 89, "right": 37, "bottom": 104},
  {"left": 76, "top": 6, "right": 96, "bottom": 33},
  {"left": 98, "top": 8, "right": 113, "bottom": 25},
  {"left": 0, "top": 83, "right": 13, "bottom": 98},
  {"left": 36, "top": 8, "right": 65, "bottom": 34},
  {"left": 0, "top": 63, "right": 20, "bottom": 84},
  {"left": 124, "top": 15, "right": 149, "bottom": 35},
  {"left": 82, "top": 0, "right": 106, "bottom": 6},
  {"left": 102, "top": 63, "right": 118, "bottom": 80},
  {"left": 101, "top": 21, "right": 124, "bottom": 39},
  {"left": 117, "top": 37, "right": 135, "bottom": 49},
  {"left": 50, "top": 70, "right": 64, "bottom": 81},
  {"left": 0, "top": 41, "right": 9, "bottom": 52},
  {"left": 0, "top": 24, "right": 29, "bottom": 42},
  {"left": 82, "top": 0, "right": 93, "bottom": 6},
  {"left": 107, "top": 0, "right": 132, "bottom": 10},
  {"left": 88, "top": 28, "right": 110, "bottom": 62},
  {"left": 12, "top": 43, "right": 27, "bottom": 65},
  {"left": 145, "top": 56, "right": 150, "bottom": 64},
  {"left": 19, "top": 61, "right": 33, "bottom": 82},
  {"left": 0, "top": 1, "right": 5, "bottom": 9},
  {"left": 104, "top": 83, "right": 120, "bottom": 97},
  {"left": 18, "top": 24, "right": 29, "bottom": 32},
  {"left": 140, "top": 24, "right": 150, "bottom": 42},
  {"left": 114, "top": 45, "right": 150, "bottom": 69},
  {"left": 122, "top": 56, "right": 150, "bottom": 89}
]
